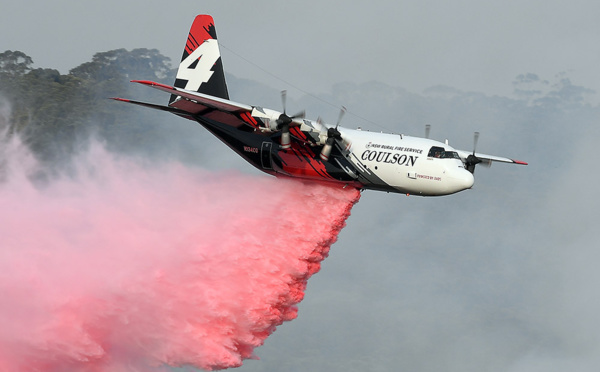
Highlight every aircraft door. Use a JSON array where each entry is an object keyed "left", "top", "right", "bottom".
[{"left": 261, "top": 141, "right": 273, "bottom": 169}]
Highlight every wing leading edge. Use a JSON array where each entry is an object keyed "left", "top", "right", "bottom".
[{"left": 456, "top": 150, "right": 528, "bottom": 166}]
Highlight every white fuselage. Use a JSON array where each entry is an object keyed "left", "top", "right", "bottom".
[{"left": 340, "top": 128, "right": 474, "bottom": 196}]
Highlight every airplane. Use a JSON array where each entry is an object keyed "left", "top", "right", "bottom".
[{"left": 113, "top": 14, "right": 527, "bottom": 197}]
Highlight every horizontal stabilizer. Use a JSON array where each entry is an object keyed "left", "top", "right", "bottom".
[
  {"left": 110, "top": 97, "right": 195, "bottom": 119},
  {"left": 131, "top": 80, "right": 252, "bottom": 113}
]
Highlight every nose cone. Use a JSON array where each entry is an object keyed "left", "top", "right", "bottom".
[
  {"left": 448, "top": 169, "right": 474, "bottom": 193},
  {"left": 456, "top": 169, "right": 474, "bottom": 190}
]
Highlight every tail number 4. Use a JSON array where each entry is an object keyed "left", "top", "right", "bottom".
[{"left": 177, "top": 39, "right": 220, "bottom": 91}]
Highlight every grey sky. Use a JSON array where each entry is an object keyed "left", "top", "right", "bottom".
[{"left": 2, "top": 0, "right": 599, "bottom": 99}]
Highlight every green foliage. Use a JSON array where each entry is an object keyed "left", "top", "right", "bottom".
[
  {"left": 0, "top": 50, "right": 33, "bottom": 77},
  {"left": 0, "top": 48, "right": 176, "bottom": 165},
  {"left": 70, "top": 48, "right": 172, "bottom": 82}
]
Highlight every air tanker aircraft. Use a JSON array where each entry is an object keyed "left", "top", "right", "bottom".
[{"left": 113, "top": 15, "right": 527, "bottom": 196}]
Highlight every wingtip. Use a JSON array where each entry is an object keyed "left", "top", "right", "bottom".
[
  {"left": 110, "top": 97, "right": 130, "bottom": 102},
  {"left": 514, "top": 160, "right": 528, "bottom": 165},
  {"left": 131, "top": 80, "right": 174, "bottom": 90}
]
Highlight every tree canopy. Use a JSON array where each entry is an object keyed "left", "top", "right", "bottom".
[{"left": 0, "top": 48, "right": 176, "bottom": 165}]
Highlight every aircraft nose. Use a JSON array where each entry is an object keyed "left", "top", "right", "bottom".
[{"left": 456, "top": 169, "right": 474, "bottom": 190}]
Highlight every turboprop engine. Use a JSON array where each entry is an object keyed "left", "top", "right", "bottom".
[
  {"left": 250, "top": 91, "right": 305, "bottom": 149},
  {"left": 317, "top": 107, "right": 351, "bottom": 160}
]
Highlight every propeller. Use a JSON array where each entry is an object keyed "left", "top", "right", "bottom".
[
  {"left": 319, "top": 107, "right": 346, "bottom": 161},
  {"left": 425, "top": 124, "right": 431, "bottom": 139},
  {"left": 276, "top": 90, "right": 305, "bottom": 149},
  {"left": 335, "top": 105, "right": 346, "bottom": 128},
  {"left": 465, "top": 131, "right": 482, "bottom": 173}
]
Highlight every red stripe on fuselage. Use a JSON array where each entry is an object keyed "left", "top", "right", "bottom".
[{"left": 277, "top": 143, "right": 334, "bottom": 180}]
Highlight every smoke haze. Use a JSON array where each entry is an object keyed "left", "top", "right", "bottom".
[{"left": 0, "top": 114, "right": 360, "bottom": 371}]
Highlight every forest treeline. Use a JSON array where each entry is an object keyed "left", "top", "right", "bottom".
[{"left": 0, "top": 49, "right": 176, "bottom": 164}]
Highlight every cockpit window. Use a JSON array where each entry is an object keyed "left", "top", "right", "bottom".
[
  {"left": 428, "top": 146, "right": 460, "bottom": 159},
  {"left": 442, "top": 151, "right": 460, "bottom": 159},
  {"left": 428, "top": 146, "right": 445, "bottom": 158}
]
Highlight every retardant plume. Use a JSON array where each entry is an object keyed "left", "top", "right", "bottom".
[{"left": 0, "top": 123, "right": 360, "bottom": 371}]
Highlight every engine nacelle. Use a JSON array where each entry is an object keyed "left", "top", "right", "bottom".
[
  {"left": 320, "top": 140, "right": 333, "bottom": 160},
  {"left": 339, "top": 134, "right": 352, "bottom": 152},
  {"left": 280, "top": 124, "right": 291, "bottom": 149},
  {"left": 304, "top": 120, "right": 353, "bottom": 160},
  {"left": 251, "top": 107, "right": 283, "bottom": 132}
]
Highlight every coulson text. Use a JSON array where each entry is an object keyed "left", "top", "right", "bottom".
[{"left": 360, "top": 150, "right": 418, "bottom": 166}]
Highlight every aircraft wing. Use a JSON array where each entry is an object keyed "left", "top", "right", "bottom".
[{"left": 456, "top": 150, "right": 528, "bottom": 166}]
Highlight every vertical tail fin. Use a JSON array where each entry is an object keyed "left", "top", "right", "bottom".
[{"left": 170, "top": 15, "right": 229, "bottom": 104}]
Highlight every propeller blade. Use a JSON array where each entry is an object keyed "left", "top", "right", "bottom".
[
  {"left": 473, "top": 131, "right": 480, "bottom": 154},
  {"left": 335, "top": 106, "right": 347, "bottom": 128},
  {"left": 276, "top": 91, "right": 304, "bottom": 128},
  {"left": 281, "top": 90, "right": 287, "bottom": 115},
  {"left": 319, "top": 106, "right": 350, "bottom": 160},
  {"left": 465, "top": 131, "right": 482, "bottom": 174},
  {"left": 291, "top": 110, "right": 305, "bottom": 120},
  {"left": 425, "top": 124, "right": 431, "bottom": 139}
]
